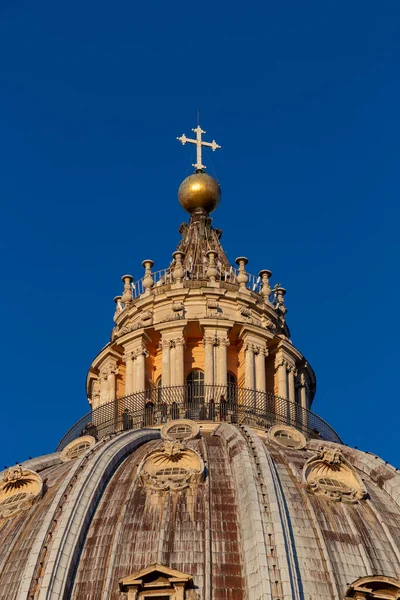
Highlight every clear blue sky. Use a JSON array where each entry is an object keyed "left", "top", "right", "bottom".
[{"left": 1, "top": 1, "right": 399, "bottom": 468}]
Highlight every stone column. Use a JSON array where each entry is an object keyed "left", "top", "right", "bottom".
[
  {"left": 298, "top": 372, "right": 309, "bottom": 431},
  {"left": 288, "top": 366, "right": 297, "bottom": 424},
  {"left": 204, "top": 335, "right": 215, "bottom": 387},
  {"left": 91, "top": 379, "right": 101, "bottom": 410},
  {"left": 245, "top": 343, "right": 255, "bottom": 389},
  {"left": 170, "top": 341, "right": 176, "bottom": 386},
  {"left": 217, "top": 337, "right": 229, "bottom": 388},
  {"left": 107, "top": 368, "right": 117, "bottom": 402},
  {"left": 174, "top": 337, "right": 185, "bottom": 387},
  {"left": 275, "top": 358, "right": 288, "bottom": 398},
  {"left": 288, "top": 367, "right": 296, "bottom": 402},
  {"left": 300, "top": 382, "right": 308, "bottom": 410},
  {"left": 255, "top": 347, "right": 267, "bottom": 392},
  {"left": 161, "top": 338, "right": 171, "bottom": 387},
  {"left": 99, "top": 373, "right": 108, "bottom": 405},
  {"left": 135, "top": 346, "right": 147, "bottom": 392},
  {"left": 124, "top": 352, "right": 135, "bottom": 396}
]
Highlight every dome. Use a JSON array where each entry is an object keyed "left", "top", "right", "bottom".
[
  {"left": 2, "top": 423, "right": 400, "bottom": 599},
  {"left": 178, "top": 171, "right": 221, "bottom": 214},
  {"left": 2, "top": 128, "right": 399, "bottom": 600}
]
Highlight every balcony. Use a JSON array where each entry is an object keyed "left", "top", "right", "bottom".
[{"left": 57, "top": 385, "right": 342, "bottom": 450}]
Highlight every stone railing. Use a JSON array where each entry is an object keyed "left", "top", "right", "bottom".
[{"left": 57, "top": 385, "right": 342, "bottom": 451}]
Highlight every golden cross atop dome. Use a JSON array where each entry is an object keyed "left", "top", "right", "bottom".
[{"left": 177, "top": 125, "right": 221, "bottom": 171}]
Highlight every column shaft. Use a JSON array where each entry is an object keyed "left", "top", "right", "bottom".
[
  {"left": 277, "top": 362, "right": 288, "bottom": 398},
  {"left": 125, "top": 356, "right": 134, "bottom": 396},
  {"left": 175, "top": 339, "right": 185, "bottom": 386},
  {"left": 217, "top": 340, "right": 228, "bottom": 387},
  {"left": 108, "top": 371, "right": 116, "bottom": 402},
  {"left": 161, "top": 340, "right": 171, "bottom": 387},
  {"left": 300, "top": 385, "right": 308, "bottom": 410},
  {"left": 100, "top": 375, "right": 108, "bottom": 405},
  {"left": 136, "top": 352, "right": 146, "bottom": 392},
  {"left": 204, "top": 337, "right": 214, "bottom": 387},
  {"left": 288, "top": 369, "right": 296, "bottom": 402},
  {"left": 170, "top": 343, "right": 176, "bottom": 386},
  {"left": 245, "top": 344, "right": 255, "bottom": 389},
  {"left": 288, "top": 368, "right": 296, "bottom": 424},
  {"left": 255, "top": 350, "right": 266, "bottom": 392}
]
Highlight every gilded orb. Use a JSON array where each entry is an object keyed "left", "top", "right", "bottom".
[{"left": 178, "top": 172, "right": 221, "bottom": 214}]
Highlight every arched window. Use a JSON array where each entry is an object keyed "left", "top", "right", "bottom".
[{"left": 186, "top": 370, "right": 204, "bottom": 419}]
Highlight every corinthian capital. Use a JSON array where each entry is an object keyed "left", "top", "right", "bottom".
[
  {"left": 203, "top": 335, "right": 217, "bottom": 347},
  {"left": 159, "top": 338, "right": 172, "bottom": 351},
  {"left": 134, "top": 344, "right": 148, "bottom": 358}
]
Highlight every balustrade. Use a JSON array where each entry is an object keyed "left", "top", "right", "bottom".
[{"left": 57, "top": 384, "right": 342, "bottom": 451}]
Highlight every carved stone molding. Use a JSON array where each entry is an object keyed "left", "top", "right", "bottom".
[
  {"left": 239, "top": 305, "right": 252, "bottom": 319},
  {"left": 134, "top": 348, "right": 149, "bottom": 359},
  {"left": 172, "top": 301, "right": 184, "bottom": 313},
  {"left": 138, "top": 434, "right": 204, "bottom": 492},
  {"left": 203, "top": 335, "right": 218, "bottom": 347},
  {"left": 173, "top": 337, "right": 186, "bottom": 348},
  {"left": 296, "top": 371, "right": 309, "bottom": 390},
  {"left": 123, "top": 351, "right": 135, "bottom": 363},
  {"left": 274, "top": 357, "right": 292, "bottom": 371},
  {"left": 303, "top": 447, "right": 366, "bottom": 503},
  {"left": 0, "top": 466, "right": 43, "bottom": 518}
]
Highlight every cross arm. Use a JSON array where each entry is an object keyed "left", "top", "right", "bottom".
[
  {"left": 200, "top": 140, "right": 221, "bottom": 151},
  {"left": 177, "top": 134, "right": 197, "bottom": 146}
]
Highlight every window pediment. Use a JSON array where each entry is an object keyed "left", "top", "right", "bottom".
[{"left": 119, "top": 564, "right": 194, "bottom": 600}]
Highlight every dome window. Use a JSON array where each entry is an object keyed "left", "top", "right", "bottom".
[
  {"left": 317, "top": 477, "right": 351, "bottom": 493},
  {"left": 66, "top": 442, "right": 91, "bottom": 460},
  {"left": 154, "top": 467, "right": 189, "bottom": 479},
  {"left": 161, "top": 419, "right": 200, "bottom": 442},
  {"left": 345, "top": 575, "right": 400, "bottom": 599},
  {"left": 268, "top": 425, "right": 307, "bottom": 450},
  {"left": 60, "top": 435, "right": 96, "bottom": 463},
  {"left": 165, "top": 424, "right": 193, "bottom": 440}
]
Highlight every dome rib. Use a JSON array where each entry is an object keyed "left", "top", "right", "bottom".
[{"left": 17, "top": 430, "right": 159, "bottom": 600}]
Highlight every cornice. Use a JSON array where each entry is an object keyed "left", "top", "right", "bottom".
[
  {"left": 199, "top": 318, "right": 233, "bottom": 332},
  {"left": 239, "top": 323, "right": 274, "bottom": 342},
  {"left": 154, "top": 320, "right": 188, "bottom": 334}
]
